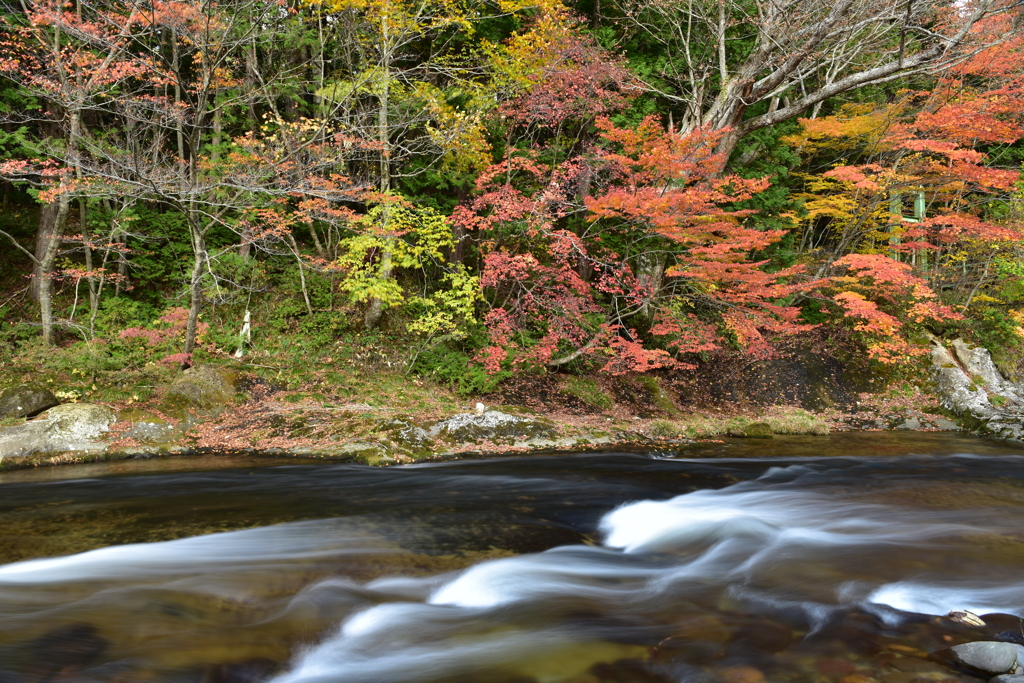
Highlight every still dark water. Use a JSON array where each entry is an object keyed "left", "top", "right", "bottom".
[{"left": 2, "top": 433, "right": 1024, "bottom": 683}]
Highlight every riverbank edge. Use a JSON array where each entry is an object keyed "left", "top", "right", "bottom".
[{"left": 0, "top": 389, "right": 969, "bottom": 473}]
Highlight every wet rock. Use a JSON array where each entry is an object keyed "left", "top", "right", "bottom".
[
  {"left": 817, "top": 660, "right": 859, "bottom": 678},
  {"left": 591, "top": 658, "right": 672, "bottom": 683},
  {"left": 945, "top": 641, "right": 1023, "bottom": 675},
  {"left": 995, "top": 633, "right": 1024, "bottom": 645},
  {"left": 887, "top": 657, "right": 941, "bottom": 673},
  {"left": 430, "top": 410, "right": 555, "bottom": 443},
  {"left": 164, "top": 364, "right": 241, "bottom": 414},
  {"left": 203, "top": 657, "right": 276, "bottom": 683},
  {"left": 726, "top": 617, "right": 793, "bottom": 655},
  {"left": 879, "top": 672, "right": 924, "bottom": 683},
  {"left": 990, "top": 674, "right": 1024, "bottom": 683},
  {"left": 931, "top": 417, "right": 961, "bottom": 431},
  {"left": 0, "top": 385, "right": 58, "bottom": 419},
  {"left": 718, "top": 665, "right": 766, "bottom": 683},
  {"left": 839, "top": 676, "right": 878, "bottom": 683},
  {"left": 896, "top": 417, "right": 922, "bottom": 431},
  {"left": 0, "top": 403, "right": 117, "bottom": 462},
  {"left": 31, "top": 623, "right": 107, "bottom": 670}
]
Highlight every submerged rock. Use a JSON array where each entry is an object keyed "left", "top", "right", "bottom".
[
  {"left": 204, "top": 657, "right": 277, "bottom": 683},
  {"left": 944, "top": 641, "right": 1023, "bottom": 675},
  {"left": 30, "top": 623, "right": 108, "bottom": 671},
  {"left": 430, "top": 410, "right": 555, "bottom": 443},
  {"left": 0, "top": 384, "right": 58, "bottom": 419},
  {"left": 991, "top": 675, "right": 1024, "bottom": 683},
  {"left": 0, "top": 403, "right": 117, "bottom": 462}
]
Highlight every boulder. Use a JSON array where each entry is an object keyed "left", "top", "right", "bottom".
[
  {"left": 991, "top": 675, "right": 1024, "bottom": 683},
  {"left": 742, "top": 422, "right": 774, "bottom": 438},
  {"left": 0, "top": 385, "right": 58, "bottom": 419},
  {"left": 0, "top": 403, "right": 117, "bottom": 462},
  {"left": 945, "top": 641, "right": 1024, "bottom": 675},
  {"left": 950, "top": 340, "right": 1020, "bottom": 402},
  {"left": 930, "top": 344, "right": 995, "bottom": 422},
  {"left": 429, "top": 410, "right": 555, "bottom": 443},
  {"left": 164, "top": 364, "right": 240, "bottom": 414}
]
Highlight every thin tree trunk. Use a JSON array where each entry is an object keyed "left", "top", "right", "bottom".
[
  {"left": 184, "top": 224, "right": 207, "bottom": 358},
  {"left": 38, "top": 195, "right": 70, "bottom": 346},
  {"left": 364, "top": 15, "right": 393, "bottom": 331}
]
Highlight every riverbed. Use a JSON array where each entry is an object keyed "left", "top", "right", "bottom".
[{"left": 1, "top": 433, "right": 1022, "bottom": 682}]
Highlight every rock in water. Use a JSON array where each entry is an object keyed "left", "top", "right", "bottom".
[
  {"left": 30, "top": 623, "right": 108, "bottom": 670},
  {"left": 947, "top": 609, "right": 986, "bottom": 627},
  {"left": 0, "top": 385, "right": 58, "bottom": 419},
  {"left": 946, "top": 642, "right": 1023, "bottom": 675},
  {"left": 996, "top": 632, "right": 1024, "bottom": 645},
  {"left": 991, "top": 675, "right": 1024, "bottom": 683}
]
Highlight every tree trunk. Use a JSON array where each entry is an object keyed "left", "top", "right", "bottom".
[
  {"left": 363, "top": 17, "right": 393, "bottom": 331},
  {"left": 184, "top": 227, "right": 207, "bottom": 358},
  {"left": 38, "top": 196, "right": 70, "bottom": 345}
]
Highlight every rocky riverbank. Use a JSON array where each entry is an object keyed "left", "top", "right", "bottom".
[{"left": 2, "top": 335, "right": 1021, "bottom": 471}]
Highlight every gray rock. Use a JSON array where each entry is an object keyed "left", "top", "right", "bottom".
[
  {"left": 931, "top": 417, "right": 960, "bottom": 430},
  {"left": 990, "top": 674, "right": 1024, "bottom": 683},
  {"left": 930, "top": 344, "right": 995, "bottom": 421},
  {"left": 0, "top": 385, "right": 58, "bottom": 419},
  {"left": 429, "top": 410, "right": 555, "bottom": 443},
  {"left": 0, "top": 403, "right": 117, "bottom": 462},
  {"left": 951, "top": 339, "right": 1020, "bottom": 402},
  {"left": 117, "top": 409, "right": 183, "bottom": 444},
  {"left": 947, "top": 641, "right": 1024, "bottom": 675},
  {"left": 380, "top": 418, "right": 433, "bottom": 451},
  {"left": 896, "top": 417, "right": 922, "bottom": 430}
]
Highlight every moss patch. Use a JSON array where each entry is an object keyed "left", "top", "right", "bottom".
[{"left": 560, "top": 377, "right": 613, "bottom": 411}]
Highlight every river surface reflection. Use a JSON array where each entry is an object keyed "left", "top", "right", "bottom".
[{"left": 1, "top": 434, "right": 1023, "bottom": 683}]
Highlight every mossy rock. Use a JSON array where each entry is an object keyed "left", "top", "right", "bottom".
[
  {"left": 118, "top": 408, "right": 184, "bottom": 444},
  {"left": 728, "top": 422, "right": 774, "bottom": 438},
  {"left": 742, "top": 422, "right": 774, "bottom": 438},
  {"left": 379, "top": 417, "right": 434, "bottom": 452},
  {"left": 0, "top": 385, "right": 59, "bottom": 419},
  {"left": 336, "top": 441, "right": 390, "bottom": 465},
  {"left": 162, "top": 364, "right": 242, "bottom": 416}
]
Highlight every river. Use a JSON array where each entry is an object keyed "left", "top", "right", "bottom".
[{"left": 1, "top": 433, "right": 1023, "bottom": 683}]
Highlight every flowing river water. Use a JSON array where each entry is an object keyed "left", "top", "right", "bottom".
[{"left": 2, "top": 433, "right": 1024, "bottom": 683}]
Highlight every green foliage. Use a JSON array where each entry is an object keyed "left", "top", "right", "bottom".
[
  {"left": 91, "top": 297, "right": 161, "bottom": 339},
  {"left": 410, "top": 345, "right": 508, "bottom": 395},
  {"left": 406, "top": 269, "right": 482, "bottom": 341}
]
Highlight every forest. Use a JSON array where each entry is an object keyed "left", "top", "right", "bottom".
[{"left": 1, "top": 0, "right": 1023, "bottom": 400}]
